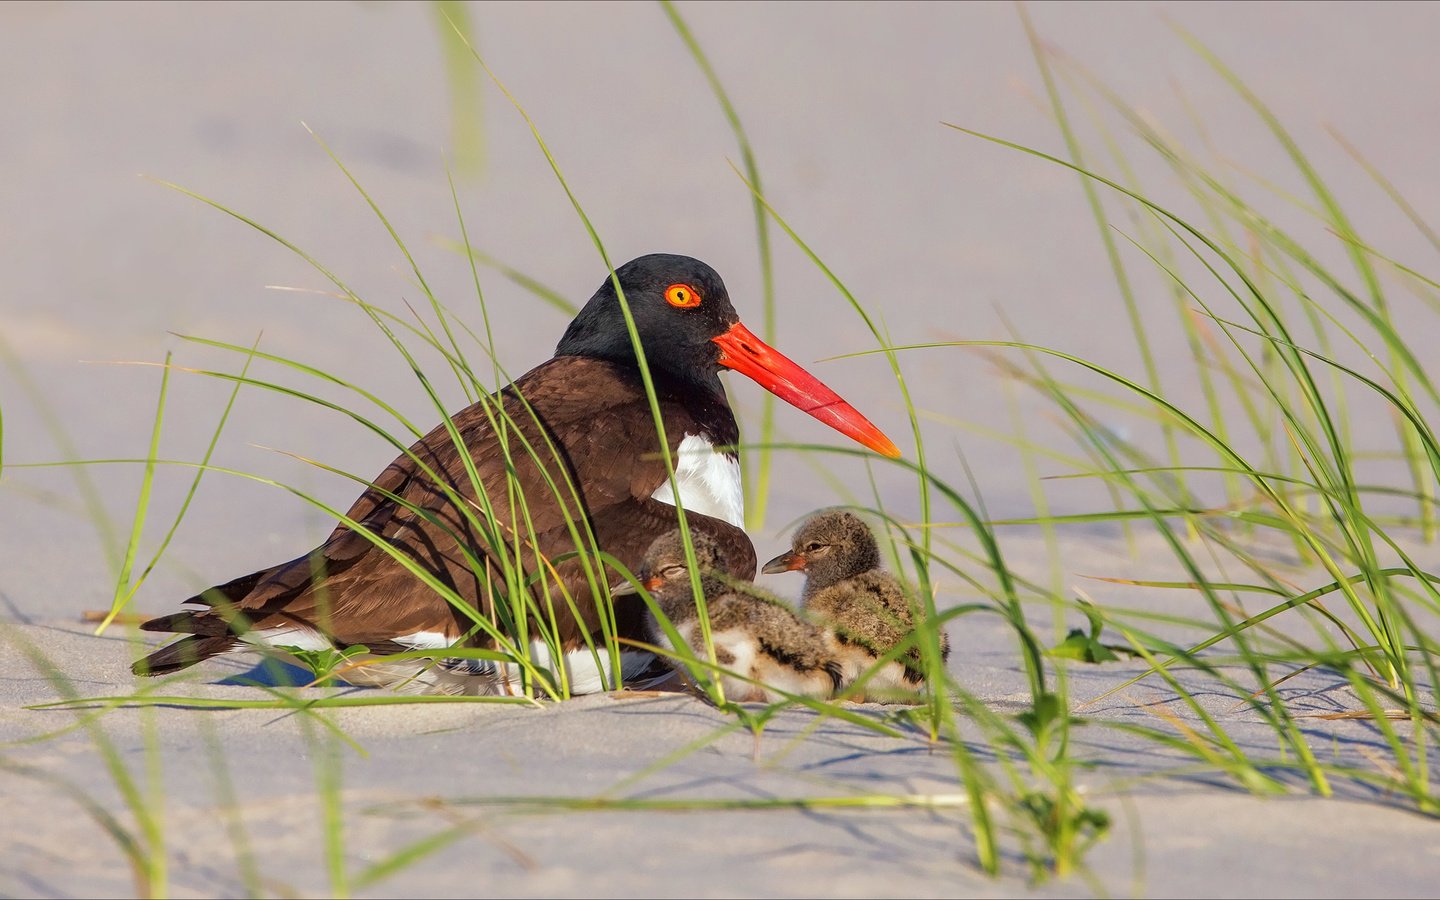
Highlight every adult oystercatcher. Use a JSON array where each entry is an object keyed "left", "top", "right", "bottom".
[
  {"left": 763, "top": 509, "right": 948, "bottom": 697},
  {"left": 638, "top": 529, "right": 842, "bottom": 703},
  {"left": 132, "top": 254, "right": 899, "bottom": 694}
]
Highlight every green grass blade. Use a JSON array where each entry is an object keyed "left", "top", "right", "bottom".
[
  {"left": 660, "top": 0, "right": 778, "bottom": 532},
  {"left": 99, "top": 351, "right": 173, "bottom": 635},
  {"left": 430, "top": 1, "right": 485, "bottom": 177}
]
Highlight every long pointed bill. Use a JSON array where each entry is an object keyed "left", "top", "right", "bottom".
[{"left": 712, "top": 321, "right": 901, "bottom": 458}]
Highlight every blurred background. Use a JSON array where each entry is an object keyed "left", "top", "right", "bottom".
[{"left": 2, "top": 1, "right": 1437, "bottom": 621}]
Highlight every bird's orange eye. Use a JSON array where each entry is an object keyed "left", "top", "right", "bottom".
[{"left": 664, "top": 283, "right": 702, "bottom": 309}]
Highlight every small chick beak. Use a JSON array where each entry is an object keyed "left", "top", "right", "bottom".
[
  {"left": 642, "top": 574, "right": 664, "bottom": 592},
  {"left": 761, "top": 549, "right": 807, "bottom": 575}
]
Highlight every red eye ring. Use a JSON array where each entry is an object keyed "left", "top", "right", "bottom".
[{"left": 664, "top": 283, "right": 702, "bottom": 308}]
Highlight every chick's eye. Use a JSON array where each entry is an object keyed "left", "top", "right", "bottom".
[
  {"left": 805, "top": 542, "right": 826, "bottom": 554},
  {"left": 664, "top": 283, "right": 702, "bottom": 308},
  {"left": 662, "top": 565, "right": 689, "bottom": 579}
]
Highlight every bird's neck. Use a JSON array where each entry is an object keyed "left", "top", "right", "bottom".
[
  {"left": 658, "top": 574, "right": 730, "bottom": 624},
  {"left": 801, "top": 562, "right": 850, "bottom": 600},
  {"left": 556, "top": 348, "right": 728, "bottom": 409}
]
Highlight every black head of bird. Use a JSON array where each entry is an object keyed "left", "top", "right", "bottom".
[
  {"left": 557, "top": 254, "right": 900, "bottom": 457},
  {"left": 761, "top": 509, "right": 882, "bottom": 591}
]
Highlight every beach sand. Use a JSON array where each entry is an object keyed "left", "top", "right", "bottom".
[
  {"left": 3, "top": 1, "right": 1439, "bottom": 895},
  {"left": 6, "top": 546, "right": 1439, "bottom": 898}
]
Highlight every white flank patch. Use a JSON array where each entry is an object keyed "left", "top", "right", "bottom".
[
  {"left": 339, "top": 637, "right": 655, "bottom": 697},
  {"left": 650, "top": 433, "right": 745, "bottom": 528},
  {"left": 545, "top": 645, "right": 656, "bottom": 696},
  {"left": 862, "top": 661, "right": 915, "bottom": 695},
  {"left": 240, "top": 626, "right": 332, "bottom": 653},
  {"left": 389, "top": 631, "right": 454, "bottom": 650},
  {"left": 712, "top": 629, "right": 757, "bottom": 679},
  {"left": 711, "top": 628, "right": 761, "bottom": 701},
  {"left": 233, "top": 626, "right": 653, "bottom": 696}
]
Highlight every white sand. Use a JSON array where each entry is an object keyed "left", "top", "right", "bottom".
[
  {"left": 6, "top": 579, "right": 1439, "bottom": 898},
  {"left": 3, "top": 1, "right": 1440, "bottom": 896}
]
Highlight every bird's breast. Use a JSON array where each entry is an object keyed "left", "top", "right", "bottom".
[{"left": 649, "top": 433, "right": 745, "bottom": 528}]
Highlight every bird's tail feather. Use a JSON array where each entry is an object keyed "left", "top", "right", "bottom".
[
  {"left": 131, "top": 634, "right": 238, "bottom": 676},
  {"left": 138, "top": 610, "right": 227, "bottom": 635}
]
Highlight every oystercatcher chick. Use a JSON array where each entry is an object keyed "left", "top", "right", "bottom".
[
  {"left": 132, "top": 254, "right": 899, "bottom": 695},
  {"left": 763, "top": 510, "right": 948, "bottom": 700},
  {"left": 638, "top": 529, "right": 842, "bottom": 703}
]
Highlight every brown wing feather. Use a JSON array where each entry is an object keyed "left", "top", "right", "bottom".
[{"left": 137, "top": 357, "right": 754, "bottom": 669}]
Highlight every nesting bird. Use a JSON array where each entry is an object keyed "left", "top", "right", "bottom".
[
  {"left": 130, "top": 254, "right": 898, "bottom": 695},
  {"left": 638, "top": 530, "right": 842, "bottom": 703},
  {"left": 763, "top": 510, "right": 948, "bottom": 699}
]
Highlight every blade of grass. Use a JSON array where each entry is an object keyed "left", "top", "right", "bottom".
[{"left": 661, "top": 0, "right": 778, "bottom": 532}]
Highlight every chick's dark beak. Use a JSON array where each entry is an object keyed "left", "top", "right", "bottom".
[{"left": 761, "top": 549, "right": 807, "bottom": 575}]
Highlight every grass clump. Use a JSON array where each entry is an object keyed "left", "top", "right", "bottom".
[{"left": 931, "top": 15, "right": 1440, "bottom": 812}]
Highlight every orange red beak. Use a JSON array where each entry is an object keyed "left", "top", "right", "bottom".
[{"left": 712, "top": 322, "right": 901, "bottom": 458}]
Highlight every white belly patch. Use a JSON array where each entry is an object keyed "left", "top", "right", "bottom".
[
  {"left": 339, "top": 640, "right": 656, "bottom": 697},
  {"left": 650, "top": 433, "right": 745, "bottom": 528}
]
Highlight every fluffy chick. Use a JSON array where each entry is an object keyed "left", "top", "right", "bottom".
[
  {"left": 638, "top": 530, "right": 841, "bottom": 703},
  {"left": 764, "top": 510, "right": 949, "bottom": 698}
]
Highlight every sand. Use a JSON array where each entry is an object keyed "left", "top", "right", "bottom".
[
  {"left": 6, "top": 538, "right": 1440, "bottom": 897},
  {"left": 3, "top": 1, "right": 1440, "bottom": 896}
]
